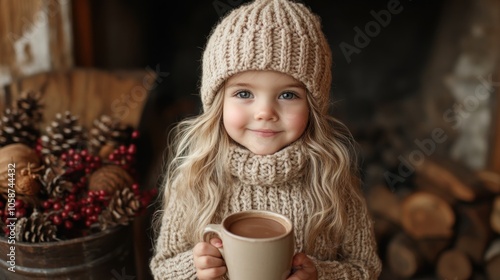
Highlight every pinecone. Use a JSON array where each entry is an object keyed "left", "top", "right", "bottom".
[
  {"left": 16, "top": 91, "right": 44, "bottom": 123},
  {"left": 40, "top": 111, "right": 84, "bottom": 155},
  {"left": 0, "top": 108, "right": 40, "bottom": 148},
  {"left": 41, "top": 154, "right": 72, "bottom": 198},
  {"left": 88, "top": 115, "right": 133, "bottom": 156},
  {"left": 15, "top": 211, "right": 57, "bottom": 243},
  {"left": 99, "top": 188, "right": 140, "bottom": 230}
]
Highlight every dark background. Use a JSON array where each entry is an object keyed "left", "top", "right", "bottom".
[{"left": 81, "top": 0, "right": 443, "bottom": 123}]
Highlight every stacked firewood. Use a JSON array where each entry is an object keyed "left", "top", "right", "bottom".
[{"left": 366, "top": 156, "right": 500, "bottom": 279}]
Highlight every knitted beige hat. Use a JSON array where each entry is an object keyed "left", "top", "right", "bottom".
[{"left": 201, "top": 0, "right": 332, "bottom": 113}]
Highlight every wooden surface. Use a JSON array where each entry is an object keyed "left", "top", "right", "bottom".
[
  {"left": 415, "top": 157, "right": 487, "bottom": 202},
  {"left": 455, "top": 202, "right": 493, "bottom": 265},
  {"left": 487, "top": 0, "right": 500, "bottom": 173},
  {"left": 436, "top": 249, "right": 473, "bottom": 280},
  {"left": 71, "top": 0, "right": 93, "bottom": 67},
  {"left": 0, "top": 0, "right": 72, "bottom": 89},
  {"left": 0, "top": 226, "right": 135, "bottom": 279},
  {"left": 1, "top": 68, "right": 151, "bottom": 129},
  {"left": 485, "top": 239, "right": 500, "bottom": 280},
  {"left": 490, "top": 71, "right": 500, "bottom": 173},
  {"left": 386, "top": 233, "right": 424, "bottom": 278},
  {"left": 401, "top": 192, "right": 455, "bottom": 239},
  {"left": 492, "top": 196, "right": 500, "bottom": 234}
]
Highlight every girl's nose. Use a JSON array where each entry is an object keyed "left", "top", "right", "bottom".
[{"left": 254, "top": 101, "right": 278, "bottom": 121}]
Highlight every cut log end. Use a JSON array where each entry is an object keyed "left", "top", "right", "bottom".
[
  {"left": 436, "top": 249, "right": 472, "bottom": 280},
  {"left": 386, "top": 234, "right": 424, "bottom": 278},
  {"left": 401, "top": 192, "right": 455, "bottom": 239}
]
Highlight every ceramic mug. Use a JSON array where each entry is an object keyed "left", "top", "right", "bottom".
[{"left": 203, "top": 210, "right": 295, "bottom": 280}]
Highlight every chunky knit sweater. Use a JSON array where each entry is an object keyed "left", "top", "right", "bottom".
[{"left": 150, "top": 143, "right": 382, "bottom": 279}]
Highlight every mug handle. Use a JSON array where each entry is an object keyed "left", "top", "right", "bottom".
[{"left": 203, "top": 224, "right": 225, "bottom": 257}]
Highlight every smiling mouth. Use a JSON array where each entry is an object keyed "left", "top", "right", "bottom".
[{"left": 250, "top": 129, "right": 280, "bottom": 137}]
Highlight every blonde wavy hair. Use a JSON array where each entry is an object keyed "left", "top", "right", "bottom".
[{"left": 155, "top": 86, "right": 364, "bottom": 253}]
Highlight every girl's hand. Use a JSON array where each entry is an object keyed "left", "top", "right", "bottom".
[
  {"left": 287, "top": 253, "right": 318, "bottom": 280},
  {"left": 193, "top": 238, "right": 226, "bottom": 280}
]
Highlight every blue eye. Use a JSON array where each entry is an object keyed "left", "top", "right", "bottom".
[
  {"left": 279, "top": 91, "right": 297, "bottom": 99},
  {"left": 235, "top": 91, "right": 253, "bottom": 99}
]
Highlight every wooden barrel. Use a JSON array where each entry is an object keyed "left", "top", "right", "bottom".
[{"left": 0, "top": 226, "right": 135, "bottom": 279}]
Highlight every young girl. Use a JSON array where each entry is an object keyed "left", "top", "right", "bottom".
[{"left": 150, "top": 0, "right": 382, "bottom": 279}]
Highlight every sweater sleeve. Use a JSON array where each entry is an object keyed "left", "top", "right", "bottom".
[
  {"left": 312, "top": 196, "right": 382, "bottom": 280},
  {"left": 149, "top": 201, "right": 197, "bottom": 279}
]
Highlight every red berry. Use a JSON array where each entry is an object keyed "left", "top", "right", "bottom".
[
  {"left": 140, "top": 198, "right": 149, "bottom": 207},
  {"left": 119, "top": 145, "right": 127, "bottom": 153},
  {"left": 131, "top": 130, "right": 139, "bottom": 139},
  {"left": 73, "top": 154, "right": 81, "bottom": 161},
  {"left": 61, "top": 211, "right": 69, "bottom": 219},
  {"left": 64, "top": 203, "right": 73, "bottom": 212},
  {"left": 85, "top": 220, "right": 92, "bottom": 227},
  {"left": 128, "top": 144, "right": 136, "bottom": 154},
  {"left": 80, "top": 150, "right": 88, "bottom": 157},
  {"left": 64, "top": 220, "right": 73, "bottom": 229},
  {"left": 72, "top": 213, "right": 82, "bottom": 221},
  {"left": 53, "top": 215, "right": 62, "bottom": 225},
  {"left": 53, "top": 202, "right": 62, "bottom": 211},
  {"left": 15, "top": 200, "right": 24, "bottom": 209},
  {"left": 15, "top": 210, "right": 26, "bottom": 218},
  {"left": 85, "top": 207, "right": 94, "bottom": 216}
]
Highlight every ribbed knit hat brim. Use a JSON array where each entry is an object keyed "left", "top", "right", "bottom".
[{"left": 201, "top": 0, "right": 332, "bottom": 113}]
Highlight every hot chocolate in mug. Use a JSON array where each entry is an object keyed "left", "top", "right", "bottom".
[{"left": 203, "top": 210, "right": 295, "bottom": 280}]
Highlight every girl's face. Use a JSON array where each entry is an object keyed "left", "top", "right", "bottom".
[{"left": 223, "top": 70, "right": 309, "bottom": 155}]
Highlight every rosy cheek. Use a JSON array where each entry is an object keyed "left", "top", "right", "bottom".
[
  {"left": 223, "top": 104, "right": 246, "bottom": 130},
  {"left": 285, "top": 108, "right": 309, "bottom": 130},
  {"left": 291, "top": 117, "right": 308, "bottom": 133}
]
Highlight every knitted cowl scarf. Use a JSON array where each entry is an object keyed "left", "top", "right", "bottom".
[{"left": 227, "top": 141, "right": 305, "bottom": 186}]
